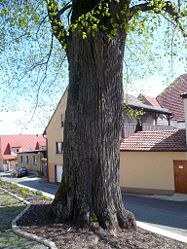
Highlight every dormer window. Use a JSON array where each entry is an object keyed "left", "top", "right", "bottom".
[
  {"left": 11, "top": 147, "right": 21, "bottom": 154},
  {"left": 41, "top": 146, "right": 46, "bottom": 150}
]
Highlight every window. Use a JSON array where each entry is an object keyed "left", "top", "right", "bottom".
[
  {"left": 26, "top": 156, "right": 29, "bottom": 164},
  {"left": 33, "top": 155, "right": 36, "bottom": 165},
  {"left": 61, "top": 114, "right": 64, "bottom": 127},
  {"left": 11, "top": 147, "right": 21, "bottom": 154},
  {"left": 56, "top": 142, "right": 63, "bottom": 154},
  {"left": 21, "top": 156, "right": 23, "bottom": 163}
]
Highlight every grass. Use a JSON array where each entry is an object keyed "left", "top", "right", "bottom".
[
  {"left": 0, "top": 189, "right": 47, "bottom": 248},
  {"left": 20, "top": 187, "right": 30, "bottom": 197},
  {"left": 0, "top": 178, "right": 49, "bottom": 200}
]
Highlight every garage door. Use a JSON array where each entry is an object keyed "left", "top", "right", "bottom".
[
  {"left": 173, "top": 160, "right": 187, "bottom": 193},
  {"left": 56, "top": 165, "right": 63, "bottom": 183}
]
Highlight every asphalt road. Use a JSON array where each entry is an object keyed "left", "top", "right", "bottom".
[
  {"left": 1, "top": 172, "right": 187, "bottom": 238},
  {"left": 0, "top": 172, "right": 58, "bottom": 195},
  {"left": 123, "top": 194, "right": 187, "bottom": 237}
]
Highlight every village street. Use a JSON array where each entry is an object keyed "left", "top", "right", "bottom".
[{"left": 1, "top": 172, "right": 187, "bottom": 241}]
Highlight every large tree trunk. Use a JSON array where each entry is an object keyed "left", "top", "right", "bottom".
[{"left": 52, "top": 31, "right": 136, "bottom": 232}]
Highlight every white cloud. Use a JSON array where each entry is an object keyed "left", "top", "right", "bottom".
[
  {"left": 0, "top": 111, "right": 47, "bottom": 134},
  {"left": 124, "top": 75, "right": 167, "bottom": 97}
]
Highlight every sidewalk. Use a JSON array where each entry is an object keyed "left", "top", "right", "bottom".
[
  {"left": 137, "top": 221, "right": 187, "bottom": 244},
  {"left": 17, "top": 183, "right": 55, "bottom": 199},
  {"left": 126, "top": 192, "right": 187, "bottom": 202}
]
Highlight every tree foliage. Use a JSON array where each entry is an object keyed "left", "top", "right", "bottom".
[{"left": 0, "top": 0, "right": 186, "bottom": 111}]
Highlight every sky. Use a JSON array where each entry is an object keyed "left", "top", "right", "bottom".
[
  {"left": 0, "top": 72, "right": 185, "bottom": 135},
  {"left": 0, "top": 51, "right": 186, "bottom": 135},
  {"left": 0, "top": 50, "right": 186, "bottom": 135},
  {"left": 0, "top": 3, "right": 186, "bottom": 135},
  {"left": 0, "top": 111, "right": 43, "bottom": 134}
]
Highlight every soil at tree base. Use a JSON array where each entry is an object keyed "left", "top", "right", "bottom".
[{"left": 18, "top": 204, "right": 187, "bottom": 249}]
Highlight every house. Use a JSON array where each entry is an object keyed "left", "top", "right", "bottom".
[
  {"left": 44, "top": 89, "right": 67, "bottom": 183},
  {"left": 122, "top": 94, "right": 173, "bottom": 138},
  {"left": 120, "top": 129, "right": 187, "bottom": 194},
  {"left": 45, "top": 90, "right": 172, "bottom": 184},
  {"left": 17, "top": 149, "right": 47, "bottom": 176},
  {"left": 156, "top": 74, "right": 187, "bottom": 128},
  {"left": 0, "top": 134, "right": 46, "bottom": 172},
  {"left": 119, "top": 75, "right": 187, "bottom": 195},
  {"left": 137, "top": 94, "right": 171, "bottom": 126},
  {"left": 46, "top": 74, "right": 187, "bottom": 193}
]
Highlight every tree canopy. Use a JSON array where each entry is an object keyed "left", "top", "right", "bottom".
[{"left": 0, "top": 0, "right": 186, "bottom": 110}]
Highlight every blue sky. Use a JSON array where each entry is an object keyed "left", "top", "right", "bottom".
[
  {"left": 0, "top": 4, "right": 186, "bottom": 134},
  {"left": 0, "top": 48, "right": 186, "bottom": 135},
  {"left": 0, "top": 71, "right": 185, "bottom": 135}
]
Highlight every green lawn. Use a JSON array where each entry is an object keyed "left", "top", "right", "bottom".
[{"left": 0, "top": 189, "right": 47, "bottom": 249}]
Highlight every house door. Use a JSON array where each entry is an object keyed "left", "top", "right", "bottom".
[
  {"left": 56, "top": 165, "right": 63, "bottom": 183},
  {"left": 173, "top": 160, "right": 187, "bottom": 193}
]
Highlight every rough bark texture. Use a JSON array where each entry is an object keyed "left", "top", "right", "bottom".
[{"left": 52, "top": 30, "right": 136, "bottom": 232}]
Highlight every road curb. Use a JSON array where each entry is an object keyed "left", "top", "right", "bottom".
[
  {"left": 137, "top": 221, "right": 187, "bottom": 244},
  {"left": 0, "top": 187, "right": 58, "bottom": 249},
  {"left": 17, "top": 183, "right": 54, "bottom": 199}
]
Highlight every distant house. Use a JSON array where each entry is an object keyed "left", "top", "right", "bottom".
[
  {"left": 17, "top": 149, "right": 47, "bottom": 176},
  {"left": 156, "top": 74, "right": 187, "bottom": 128},
  {"left": 0, "top": 134, "right": 46, "bottom": 172},
  {"left": 44, "top": 89, "right": 67, "bottom": 183}
]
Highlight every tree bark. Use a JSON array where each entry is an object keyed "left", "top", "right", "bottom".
[{"left": 52, "top": 31, "right": 136, "bottom": 232}]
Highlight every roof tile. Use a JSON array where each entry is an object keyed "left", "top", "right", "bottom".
[
  {"left": 0, "top": 134, "right": 46, "bottom": 154},
  {"left": 138, "top": 94, "right": 161, "bottom": 108},
  {"left": 156, "top": 74, "right": 187, "bottom": 122},
  {"left": 120, "top": 129, "right": 186, "bottom": 152}
]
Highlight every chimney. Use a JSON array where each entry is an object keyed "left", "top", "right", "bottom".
[{"left": 180, "top": 92, "right": 187, "bottom": 146}]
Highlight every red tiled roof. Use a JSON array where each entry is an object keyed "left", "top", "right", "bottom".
[
  {"left": 120, "top": 129, "right": 186, "bottom": 152},
  {"left": 0, "top": 134, "right": 46, "bottom": 154},
  {"left": 139, "top": 94, "right": 161, "bottom": 108},
  {"left": 3, "top": 154, "right": 17, "bottom": 160},
  {"left": 156, "top": 74, "right": 187, "bottom": 122}
]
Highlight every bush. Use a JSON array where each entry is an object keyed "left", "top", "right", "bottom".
[
  {"left": 20, "top": 187, "right": 30, "bottom": 197},
  {"left": 34, "top": 190, "right": 43, "bottom": 196}
]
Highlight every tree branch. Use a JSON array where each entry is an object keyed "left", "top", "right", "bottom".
[
  {"left": 29, "top": 34, "right": 54, "bottom": 123},
  {"left": 46, "top": 0, "right": 69, "bottom": 47},
  {"left": 59, "top": 2, "right": 72, "bottom": 16},
  {"left": 130, "top": 1, "right": 187, "bottom": 37}
]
